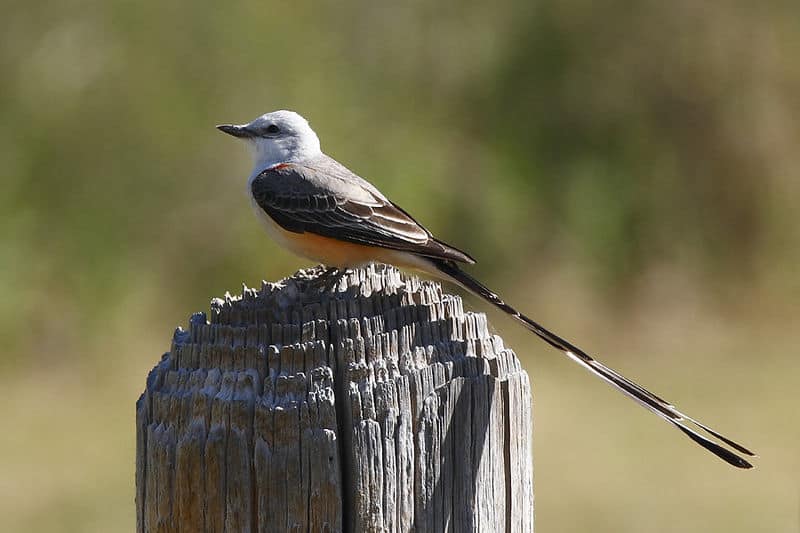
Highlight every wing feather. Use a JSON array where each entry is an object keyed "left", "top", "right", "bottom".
[{"left": 250, "top": 157, "right": 475, "bottom": 264}]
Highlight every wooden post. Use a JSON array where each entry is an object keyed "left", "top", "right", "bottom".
[{"left": 136, "top": 263, "right": 533, "bottom": 532}]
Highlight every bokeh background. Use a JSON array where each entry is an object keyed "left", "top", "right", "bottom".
[{"left": 2, "top": 1, "right": 798, "bottom": 531}]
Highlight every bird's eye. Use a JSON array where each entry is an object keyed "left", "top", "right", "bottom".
[{"left": 266, "top": 124, "right": 280, "bottom": 134}]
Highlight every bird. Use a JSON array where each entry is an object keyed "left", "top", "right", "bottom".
[{"left": 217, "top": 109, "right": 756, "bottom": 469}]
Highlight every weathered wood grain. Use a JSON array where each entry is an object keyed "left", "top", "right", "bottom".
[{"left": 136, "top": 263, "right": 533, "bottom": 532}]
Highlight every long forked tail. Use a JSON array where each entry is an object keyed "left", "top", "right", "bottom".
[{"left": 429, "top": 258, "right": 756, "bottom": 469}]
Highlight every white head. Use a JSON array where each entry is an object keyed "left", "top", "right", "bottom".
[{"left": 217, "top": 110, "right": 322, "bottom": 174}]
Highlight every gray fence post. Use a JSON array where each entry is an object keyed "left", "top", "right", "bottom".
[{"left": 136, "top": 263, "right": 533, "bottom": 532}]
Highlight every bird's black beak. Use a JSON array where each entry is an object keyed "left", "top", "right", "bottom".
[{"left": 216, "top": 124, "right": 256, "bottom": 139}]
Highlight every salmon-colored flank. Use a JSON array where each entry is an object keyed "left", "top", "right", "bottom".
[{"left": 279, "top": 229, "right": 429, "bottom": 270}]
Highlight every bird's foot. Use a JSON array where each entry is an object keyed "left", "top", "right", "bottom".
[{"left": 313, "top": 265, "right": 348, "bottom": 292}]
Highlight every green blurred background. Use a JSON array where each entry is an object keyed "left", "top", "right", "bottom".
[{"left": 1, "top": 1, "right": 798, "bottom": 531}]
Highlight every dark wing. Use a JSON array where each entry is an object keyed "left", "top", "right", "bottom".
[{"left": 251, "top": 159, "right": 475, "bottom": 264}]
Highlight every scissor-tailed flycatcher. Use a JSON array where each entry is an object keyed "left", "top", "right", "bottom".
[{"left": 218, "top": 110, "right": 756, "bottom": 469}]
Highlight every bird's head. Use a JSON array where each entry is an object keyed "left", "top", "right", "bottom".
[{"left": 217, "top": 110, "right": 322, "bottom": 173}]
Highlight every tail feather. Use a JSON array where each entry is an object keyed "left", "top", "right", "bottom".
[{"left": 429, "top": 258, "right": 756, "bottom": 469}]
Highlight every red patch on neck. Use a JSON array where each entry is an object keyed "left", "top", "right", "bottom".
[{"left": 269, "top": 163, "right": 291, "bottom": 171}]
